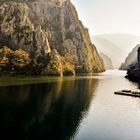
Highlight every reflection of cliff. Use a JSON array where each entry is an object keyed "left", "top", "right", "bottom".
[{"left": 0, "top": 78, "right": 98, "bottom": 140}]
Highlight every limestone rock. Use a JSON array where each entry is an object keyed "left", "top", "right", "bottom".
[
  {"left": 0, "top": 0, "right": 105, "bottom": 75},
  {"left": 43, "top": 49, "right": 63, "bottom": 76}
]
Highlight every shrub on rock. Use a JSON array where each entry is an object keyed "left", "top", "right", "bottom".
[{"left": 0, "top": 46, "right": 31, "bottom": 74}]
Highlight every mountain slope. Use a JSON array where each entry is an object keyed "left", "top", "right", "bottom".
[
  {"left": 0, "top": 0, "right": 104, "bottom": 75},
  {"left": 92, "top": 36, "right": 123, "bottom": 68},
  {"left": 120, "top": 44, "right": 140, "bottom": 70},
  {"left": 99, "top": 53, "right": 114, "bottom": 69}
]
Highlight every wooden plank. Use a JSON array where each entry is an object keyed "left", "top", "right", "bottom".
[{"left": 114, "top": 91, "right": 140, "bottom": 98}]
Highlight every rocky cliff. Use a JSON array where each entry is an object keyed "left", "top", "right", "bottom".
[
  {"left": 99, "top": 53, "right": 114, "bottom": 69},
  {"left": 0, "top": 0, "right": 104, "bottom": 75},
  {"left": 120, "top": 44, "right": 140, "bottom": 70},
  {"left": 126, "top": 47, "right": 140, "bottom": 82}
]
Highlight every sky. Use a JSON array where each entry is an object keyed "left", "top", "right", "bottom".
[{"left": 72, "top": 0, "right": 140, "bottom": 36}]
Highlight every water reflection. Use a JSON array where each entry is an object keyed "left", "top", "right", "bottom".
[{"left": 0, "top": 78, "right": 98, "bottom": 140}]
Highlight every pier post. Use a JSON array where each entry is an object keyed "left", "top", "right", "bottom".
[{"left": 137, "top": 47, "right": 140, "bottom": 68}]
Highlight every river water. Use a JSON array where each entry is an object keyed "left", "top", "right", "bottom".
[{"left": 0, "top": 70, "right": 140, "bottom": 140}]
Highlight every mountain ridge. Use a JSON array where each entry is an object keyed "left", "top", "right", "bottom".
[{"left": 92, "top": 34, "right": 140, "bottom": 68}]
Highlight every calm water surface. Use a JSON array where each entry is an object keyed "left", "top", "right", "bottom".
[{"left": 0, "top": 70, "right": 140, "bottom": 140}]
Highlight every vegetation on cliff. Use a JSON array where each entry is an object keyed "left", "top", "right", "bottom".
[
  {"left": 42, "top": 50, "right": 75, "bottom": 76},
  {"left": 126, "top": 67, "right": 140, "bottom": 82},
  {"left": 0, "top": 46, "right": 31, "bottom": 74},
  {"left": 0, "top": 47, "right": 75, "bottom": 76}
]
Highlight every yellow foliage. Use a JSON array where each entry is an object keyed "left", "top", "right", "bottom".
[
  {"left": 14, "top": 49, "right": 29, "bottom": 60},
  {"left": 2, "top": 46, "right": 13, "bottom": 56},
  {"left": 62, "top": 58, "right": 75, "bottom": 76},
  {"left": 50, "top": 60, "right": 61, "bottom": 70},
  {"left": 12, "top": 49, "right": 30, "bottom": 68},
  {"left": 0, "top": 57, "right": 9, "bottom": 67},
  {"left": 0, "top": 46, "right": 31, "bottom": 69}
]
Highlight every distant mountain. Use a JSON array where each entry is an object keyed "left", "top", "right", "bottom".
[
  {"left": 99, "top": 53, "right": 114, "bottom": 69},
  {"left": 92, "top": 37, "right": 123, "bottom": 68},
  {"left": 120, "top": 44, "right": 140, "bottom": 70},
  {"left": 92, "top": 34, "right": 140, "bottom": 68}
]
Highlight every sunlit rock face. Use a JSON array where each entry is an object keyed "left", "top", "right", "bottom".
[{"left": 0, "top": 0, "right": 104, "bottom": 75}]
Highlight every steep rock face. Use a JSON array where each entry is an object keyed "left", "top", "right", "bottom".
[
  {"left": 99, "top": 53, "right": 114, "bottom": 69},
  {"left": 126, "top": 47, "right": 140, "bottom": 82},
  {"left": 120, "top": 44, "right": 140, "bottom": 70},
  {"left": 0, "top": 2, "right": 51, "bottom": 65},
  {"left": 43, "top": 49, "right": 63, "bottom": 76},
  {"left": 0, "top": 0, "right": 104, "bottom": 75}
]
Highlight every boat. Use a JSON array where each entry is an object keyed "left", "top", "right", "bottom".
[{"left": 114, "top": 89, "right": 140, "bottom": 98}]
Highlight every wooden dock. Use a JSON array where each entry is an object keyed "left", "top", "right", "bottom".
[{"left": 114, "top": 91, "right": 140, "bottom": 98}]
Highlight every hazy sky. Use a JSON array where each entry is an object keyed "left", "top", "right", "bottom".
[{"left": 72, "top": 0, "right": 140, "bottom": 36}]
